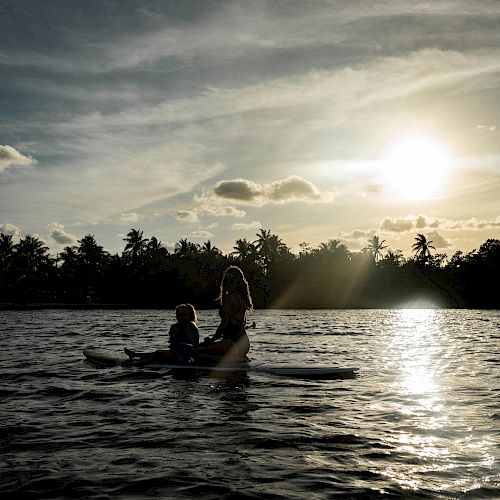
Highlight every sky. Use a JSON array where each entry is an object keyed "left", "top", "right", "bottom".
[{"left": 1, "top": 0, "right": 500, "bottom": 257}]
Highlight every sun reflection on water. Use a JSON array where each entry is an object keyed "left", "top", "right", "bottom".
[{"left": 379, "top": 309, "right": 454, "bottom": 491}]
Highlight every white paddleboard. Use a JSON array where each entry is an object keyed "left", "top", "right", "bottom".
[{"left": 83, "top": 348, "right": 358, "bottom": 379}]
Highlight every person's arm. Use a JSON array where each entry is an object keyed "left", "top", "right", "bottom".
[
  {"left": 168, "top": 324, "right": 176, "bottom": 345},
  {"left": 192, "top": 323, "right": 200, "bottom": 346}
]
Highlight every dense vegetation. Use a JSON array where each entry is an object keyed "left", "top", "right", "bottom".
[{"left": 1, "top": 229, "right": 499, "bottom": 308}]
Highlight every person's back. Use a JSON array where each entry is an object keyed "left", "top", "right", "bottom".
[
  {"left": 169, "top": 321, "right": 199, "bottom": 346},
  {"left": 169, "top": 304, "right": 199, "bottom": 364}
]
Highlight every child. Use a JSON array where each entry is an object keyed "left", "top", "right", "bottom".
[
  {"left": 196, "top": 265, "right": 253, "bottom": 364},
  {"left": 169, "top": 303, "right": 199, "bottom": 364},
  {"left": 125, "top": 303, "right": 199, "bottom": 365}
]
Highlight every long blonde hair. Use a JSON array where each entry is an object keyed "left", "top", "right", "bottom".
[{"left": 217, "top": 265, "right": 253, "bottom": 312}]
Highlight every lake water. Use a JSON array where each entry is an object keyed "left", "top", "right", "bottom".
[{"left": 1, "top": 308, "right": 499, "bottom": 499}]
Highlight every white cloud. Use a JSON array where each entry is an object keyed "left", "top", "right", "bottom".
[
  {"left": 0, "top": 145, "right": 37, "bottom": 173},
  {"left": 47, "top": 223, "right": 78, "bottom": 245},
  {"left": 198, "top": 205, "right": 246, "bottom": 218},
  {"left": 191, "top": 230, "right": 214, "bottom": 239},
  {"left": 477, "top": 124, "right": 496, "bottom": 131},
  {"left": 0, "top": 223, "right": 21, "bottom": 239},
  {"left": 232, "top": 221, "right": 262, "bottom": 231},
  {"left": 120, "top": 213, "right": 140, "bottom": 223},
  {"left": 176, "top": 210, "right": 199, "bottom": 223}
]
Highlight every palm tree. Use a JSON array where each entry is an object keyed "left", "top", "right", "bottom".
[
  {"left": 123, "top": 229, "right": 149, "bottom": 266},
  {"left": 254, "top": 229, "right": 272, "bottom": 261},
  {"left": 412, "top": 233, "right": 436, "bottom": 263},
  {"left": 0, "top": 233, "right": 14, "bottom": 269},
  {"left": 77, "top": 235, "right": 107, "bottom": 267},
  {"left": 366, "top": 235, "right": 387, "bottom": 262},
  {"left": 254, "top": 229, "right": 287, "bottom": 273},
  {"left": 315, "top": 239, "right": 349, "bottom": 260},
  {"left": 201, "top": 240, "right": 221, "bottom": 256},
  {"left": 146, "top": 236, "right": 169, "bottom": 258},
  {"left": 15, "top": 235, "right": 50, "bottom": 273},
  {"left": 59, "top": 245, "right": 79, "bottom": 266},
  {"left": 0, "top": 233, "right": 14, "bottom": 255},
  {"left": 232, "top": 238, "right": 253, "bottom": 260},
  {"left": 174, "top": 238, "right": 199, "bottom": 258}
]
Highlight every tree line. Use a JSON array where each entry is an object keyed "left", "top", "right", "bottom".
[{"left": 1, "top": 229, "right": 499, "bottom": 308}]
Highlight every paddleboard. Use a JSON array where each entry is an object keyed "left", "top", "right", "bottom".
[{"left": 83, "top": 348, "right": 358, "bottom": 379}]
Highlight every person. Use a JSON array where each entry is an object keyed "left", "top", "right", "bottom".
[
  {"left": 195, "top": 265, "right": 253, "bottom": 365},
  {"left": 125, "top": 303, "right": 199, "bottom": 365},
  {"left": 168, "top": 303, "right": 199, "bottom": 364}
]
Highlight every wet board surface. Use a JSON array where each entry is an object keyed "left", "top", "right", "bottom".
[{"left": 83, "top": 348, "right": 359, "bottom": 379}]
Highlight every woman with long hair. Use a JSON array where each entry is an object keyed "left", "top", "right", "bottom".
[{"left": 196, "top": 265, "right": 253, "bottom": 364}]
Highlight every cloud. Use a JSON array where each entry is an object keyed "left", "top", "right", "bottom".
[
  {"left": 0, "top": 223, "right": 21, "bottom": 239},
  {"left": 0, "top": 145, "right": 37, "bottom": 173},
  {"left": 47, "top": 223, "right": 78, "bottom": 245},
  {"left": 267, "top": 175, "right": 321, "bottom": 202},
  {"left": 176, "top": 210, "right": 199, "bottom": 223},
  {"left": 198, "top": 205, "right": 246, "bottom": 218},
  {"left": 343, "top": 229, "right": 377, "bottom": 241},
  {"left": 120, "top": 213, "right": 140, "bottom": 223},
  {"left": 380, "top": 215, "right": 442, "bottom": 233},
  {"left": 380, "top": 217, "right": 416, "bottom": 233},
  {"left": 427, "top": 231, "right": 452, "bottom": 249},
  {"left": 334, "top": 228, "right": 377, "bottom": 249},
  {"left": 212, "top": 175, "right": 331, "bottom": 205},
  {"left": 477, "top": 124, "right": 496, "bottom": 131},
  {"left": 191, "top": 230, "right": 213, "bottom": 239},
  {"left": 214, "top": 178, "right": 262, "bottom": 201},
  {"left": 445, "top": 216, "right": 500, "bottom": 230},
  {"left": 380, "top": 214, "right": 500, "bottom": 233},
  {"left": 232, "top": 221, "right": 262, "bottom": 231}
]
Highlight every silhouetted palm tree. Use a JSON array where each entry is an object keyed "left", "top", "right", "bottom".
[
  {"left": 254, "top": 229, "right": 287, "bottom": 273},
  {"left": 412, "top": 233, "right": 435, "bottom": 263},
  {"left": 0, "top": 233, "right": 14, "bottom": 255},
  {"left": 78, "top": 235, "right": 107, "bottom": 267},
  {"left": 15, "top": 235, "right": 50, "bottom": 273},
  {"left": 59, "top": 245, "right": 78, "bottom": 266},
  {"left": 201, "top": 240, "right": 221, "bottom": 256},
  {"left": 123, "top": 229, "right": 149, "bottom": 266},
  {"left": 254, "top": 229, "right": 272, "bottom": 260},
  {"left": 174, "top": 238, "right": 199, "bottom": 258},
  {"left": 367, "top": 235, "right": 387, "bottom": 262},
  {"left": 315, "top": 239, "right": 349, "bottom": 260}
]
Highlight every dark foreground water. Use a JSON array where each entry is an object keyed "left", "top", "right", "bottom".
[{"left": 0, "top": 309, "right": 499, "bottom": 499}]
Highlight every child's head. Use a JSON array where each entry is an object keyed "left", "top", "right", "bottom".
[{"left": 176, "top": 303, "right": 197, "bottom": 323}]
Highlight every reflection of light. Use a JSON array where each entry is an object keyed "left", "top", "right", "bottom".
[
  {"left": 378, "top": 309, "right": 451, "bottom": 490},
  {"left": 393, "top": 309, "right": 440, "bottom": 397}
]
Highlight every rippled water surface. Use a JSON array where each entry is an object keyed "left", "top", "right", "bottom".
[{"left": 1, "top": 309, "right": 499, "bottom": 498}]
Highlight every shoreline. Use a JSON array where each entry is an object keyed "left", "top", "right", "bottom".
[{"left": 0, "top": 303, "right": 497, "bottom": 311}]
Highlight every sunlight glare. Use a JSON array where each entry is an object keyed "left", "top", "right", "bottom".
[{"left": 380, "top": 132, "right": 452, "bottom": 201}]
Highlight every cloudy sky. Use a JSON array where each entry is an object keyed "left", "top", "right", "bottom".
[{"left": 1, "top": 0, "right": 500, "bottom": 256}]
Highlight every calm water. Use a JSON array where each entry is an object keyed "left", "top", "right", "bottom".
[{"left": 0, "top": 309, "right": 499, "bottom": 499}]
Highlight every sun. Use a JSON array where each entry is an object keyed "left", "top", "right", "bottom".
[{"left": 380, "top": 132, "right": 452, "bottom": 201}]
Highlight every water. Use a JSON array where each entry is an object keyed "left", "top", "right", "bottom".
[{"left": 1, "top": 309, "right": 499, "bottom": 499}]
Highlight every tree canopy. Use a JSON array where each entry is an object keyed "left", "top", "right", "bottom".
[{"left": 1, "top": 230, "right": 499, "bottom": 309}]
